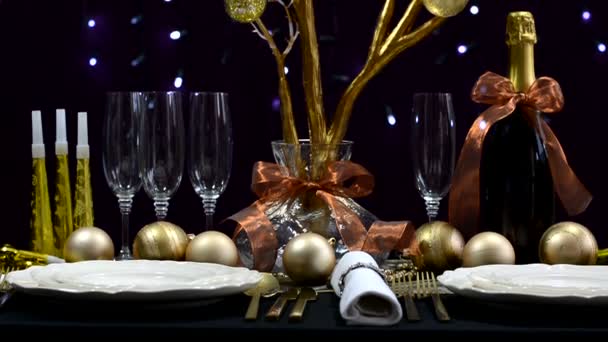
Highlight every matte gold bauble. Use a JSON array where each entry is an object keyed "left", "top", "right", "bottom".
[
  {"left": 186, "top": 231, "right": 239, "bottom": 266},
  {"left": 463, "top": 232, "right": 515, "bottom": 267},
  {"left": 63, "top": 227, "right": 114, "bottom": 262},
  {"left": 539, "top": 222, "right": 598, "bottom": 265},
  {"left": 413, "top": 221, "right": 464, "bottom": 272},
  {"left": 224, "top": 0, "right": 266, "bottom": 23},
  {"left": 133, "top": 221, "right": 189, "bottom": 261},
  {"left": 283, "top": 232, "right": 336, "bottom": 285},
  {"left": 423, "top": 0, "right": 469, "bottom": 17}
]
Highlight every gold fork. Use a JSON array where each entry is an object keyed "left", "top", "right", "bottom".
[
  {"left": 401, "top": 273, "right": 420, "bottom": 321},
  {"left": 417, "top": 272, "right": 450, "bottom": 321}
]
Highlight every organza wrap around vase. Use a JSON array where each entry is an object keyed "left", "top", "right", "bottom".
[{"left": 231, "top": 140, "right": 417, "bottom": 273}]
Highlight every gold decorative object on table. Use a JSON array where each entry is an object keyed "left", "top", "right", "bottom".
[
  {"left": 63, "top": 227, "right": 114, "bottom": 262},
  {"left": 1, "top": 244, "right": 64, "bottom": 271},
  {"left": 412, "top": 221, "right": 464, "bottom": 273},
  {"left": 73, "top": 112, "right": 95, "bottom": 229},
  {"left": 186, "top": 230, "right": 239, "bottom": 266},
  {"left": 225, "top": 0, "right": 468, "bottom": 273},
  {"left": 462, "top": 232, "right": 515, "bottom": 267},
  {"left": 282, "top": 232, "right": 336, "bottom": 285},
  {"left": 597, "top": 248, "right": 608, "bottom": 265},
  {"left": 30, "top": 110, "right": 56, "bottom": 256},
  {"left": 52, "top": 109, "right": 73, "bottom": 258},
  {"left": 539, "top": 221, "right": 598, "bottom": 265},
  {"left": 133, "top": 221, "right": 189, "bottom": 260}
]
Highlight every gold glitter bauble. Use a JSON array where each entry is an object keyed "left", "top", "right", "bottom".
[
  {"left": 283, "top": 232, "right": 336, "bottom": 285},
  {"left": 413, "top": 221, "right": 464, "bottom": 272},
  {"left": 539, "top": 222, "right": 598, "bottom": 265},
  {"left": 422, "top": 0, "right": 469, "bottom": 17},
  {"left": 63, "top": 227, "right": 114, "bottom": 262},
  {"left": 463, "top": 232, "right": 515, "bottom": 267},
  {"left": 225, "top": 0, "right": 266, "bottom": 23},
  {"left": 186, "top": 231, "right": 239, "bottom": 266},
  {"left": 133, "top": 221, "right": 189, "bottom": 261}
]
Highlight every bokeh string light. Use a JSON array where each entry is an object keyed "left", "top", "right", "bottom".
[{"left": 81, "top": 1, "right": 605, "bottom": 113}]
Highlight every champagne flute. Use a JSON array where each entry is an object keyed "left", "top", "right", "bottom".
[
  {"left": 138, "top": 91, "right": 185, "bottom": 221},
  {"left": 103, "top": 92, "right": 143, "bottom": 260},
  {"left": 410, "top": 92, "right": 456, "bottom": 222},
  {"left": 188, "top": 92, "right": 233, "bottom": 230}
]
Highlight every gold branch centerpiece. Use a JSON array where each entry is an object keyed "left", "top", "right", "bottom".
[{"left": 224, "top": 0, "right": 468, "bottom": 273}]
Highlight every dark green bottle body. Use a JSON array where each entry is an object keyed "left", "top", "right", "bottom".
[{"left": 479, "top": 108, "right": 556, "bottom": 264}]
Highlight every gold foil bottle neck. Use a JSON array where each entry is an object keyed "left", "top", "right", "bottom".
[{"left": 506, "top": 11, "right": 537, "bottom": 46}]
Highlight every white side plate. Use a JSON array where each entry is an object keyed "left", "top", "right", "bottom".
[{"left": 438, "top": 263, "right": 608, "bottom": 305}]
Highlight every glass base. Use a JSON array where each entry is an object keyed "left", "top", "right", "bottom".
[{"left": 114, "top": 248, "right": 133, "bottom": 261}]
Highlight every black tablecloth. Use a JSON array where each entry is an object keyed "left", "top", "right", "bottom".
[{"left": 0, "top": 291, "right": 606, "bottom": 338}]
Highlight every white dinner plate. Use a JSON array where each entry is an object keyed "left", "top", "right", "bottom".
[
  {"left": 438, "top": 263, "right": 608, "bottom": 305},
  {"left": 6, "top": 259, "right": 262, "bottom": 302}
]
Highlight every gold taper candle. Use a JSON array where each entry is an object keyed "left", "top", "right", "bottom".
[
  {"left": 30, "top": 110, "right": 56, "bottom": 255},
  {"left": 73, "top": 112, "right": 94, "bottom": 228},
  {"left": 53, "top": 109, "right": 73, "bottom": 256}
]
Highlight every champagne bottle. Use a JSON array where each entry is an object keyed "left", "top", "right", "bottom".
[{"left": 479, "top": 12, "right": 555, "bottom": 264}]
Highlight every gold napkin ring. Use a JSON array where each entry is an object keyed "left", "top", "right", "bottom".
[{"left": 337, "top": 262, "right": 386, "bottom": 296}]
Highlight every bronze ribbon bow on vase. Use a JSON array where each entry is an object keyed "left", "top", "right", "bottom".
[
  {"left": 448, "top": 71, "right": 592, "bottom": 238},
  {"left": 229, "top": 160, "right": 418, "bottom": 272}
]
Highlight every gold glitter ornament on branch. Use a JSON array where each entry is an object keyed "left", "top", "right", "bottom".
[
  {"left": 282, "top": 232, "right": 336, "bottom": 285},
  {"left": 539, "top": 222, "right": 598, "bottom": 265},
  {"left": 186, "top": 231, "right": 239, "bottom": 266},
  {"left": 422, "top": 0, "right": 469, "bottom": 17},
  {"left": 412, "top": 221, "right": 464, "bottom": 272},
  {"left": 133, "top": 221, "right": 189, "bottom": 261},
  {"left": 63, "top": 227, "right": 114, "bottom": 262},
  {"left": 224, "top": 0, "right": 267, "bottom": 23},
  {"left": 462, "top": 232, "right": 515, "bottom": 267}
]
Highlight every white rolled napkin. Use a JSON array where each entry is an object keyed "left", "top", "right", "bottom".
[{"left": 330, "top": 251, "right": 402, "bottom": 326}]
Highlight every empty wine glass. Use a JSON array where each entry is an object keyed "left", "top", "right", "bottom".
[
  {"left": 138, "top": 91, "right": 185, "bottom": 221},
  {"left": 410, "top": 92, "right": 456, "bottom": 222},
  {"left": 103, "top": 92, "right": 143, "bottom": 260},
  {"left": 188, "top": 92, "right": 233, "bottom": 230}
]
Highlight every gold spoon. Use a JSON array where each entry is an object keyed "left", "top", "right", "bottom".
[{"left": 244, "top": 273, "right": 280, "bottom": 320}]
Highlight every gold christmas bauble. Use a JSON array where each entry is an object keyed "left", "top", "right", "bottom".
[
  {"left": 186, "top": 231, "right": 239, "bottom": 266},
  {"left": 63, "top": 227, "right": 114, "bottom": 262},
  {"left": 283, "top": 232, "right": 336, "bottom": 285},
  {"left": 423, "top": 0, "right": 469, "bottom": 17},
  {"left": 413, "top": 221, "right": 464, "bottom": 272},
  {"left": 539, "top": 222, "right": 598, "bottom": 265},
  {"left": 463, "top": 232, "right": 515, "bottom": 267},
  {"left": 133, "top": 221, "right": 189, "bottom": 261},
  {"left": 224, "top": 0, "right": 266, "bottom": 23}
]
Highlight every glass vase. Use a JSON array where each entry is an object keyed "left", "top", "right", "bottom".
[{"left": 234, "top": 140, "right": 379, "bottom": 272}]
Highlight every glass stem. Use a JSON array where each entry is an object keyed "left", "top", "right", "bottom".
[
  {"left": 117, "top": 195, "right": 134, "bottom": 260},
  {"left": 202, "top": 196, "right": 218, "bottom": 230},
  {"left": 424, "top": 196, "right": 440, "bottom": 222},
  {"left": 154, "top": 198, "right": 169, "bottom": 221}
]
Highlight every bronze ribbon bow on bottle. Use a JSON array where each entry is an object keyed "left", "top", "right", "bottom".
[
  {"left": 448, "top": 71, "right": 592, "bottom": 238},
  {"left": 229, "top": 160, "right": 418, "bottom": 272}
]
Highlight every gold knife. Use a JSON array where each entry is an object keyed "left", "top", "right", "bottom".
[
  {"left": 266, "top": 287, "right": 299, "bottom": 320},
  {"left": 289, "top": 287, "right": 318, "bottom": 321}
]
